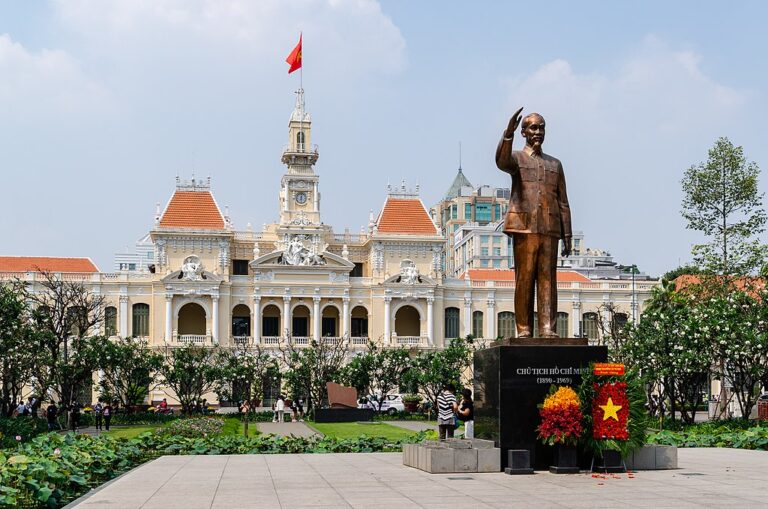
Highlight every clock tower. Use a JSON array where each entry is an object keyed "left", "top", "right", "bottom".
[{"left": 279, "top": 88, "right": 321, "bottom": 226}]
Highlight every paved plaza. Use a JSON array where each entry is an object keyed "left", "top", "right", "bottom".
[{"left": 70, "top": 448, "right": 767, "bottom": 508}]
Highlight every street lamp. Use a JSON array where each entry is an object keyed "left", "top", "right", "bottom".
[{"left": 616, "top": 264, "right": 637, "bottom": 322}]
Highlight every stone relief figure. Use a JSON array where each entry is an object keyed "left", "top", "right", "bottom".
[
  {"left": 400, "top": 259, "right": 420, "bottom": 284},
  {"left": 181, "top": 255, "right": 204, "bottom": 281},
  {"left": 281, "top": 235, "right": 326, "bottom": 266}
]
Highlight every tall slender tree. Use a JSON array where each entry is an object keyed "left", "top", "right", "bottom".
[{"left": 681, "top": 137, "right": 766, "bottom": 276}]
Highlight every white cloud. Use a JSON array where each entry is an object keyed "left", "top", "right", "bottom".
[
  {"left": 53, "top": 0, "right": 407, "bottom": 75},
  {"left": 0, "top": 34, "right": 109, "bottom": 120}
]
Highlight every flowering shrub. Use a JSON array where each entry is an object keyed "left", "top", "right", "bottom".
[
  {"left": 157, "top": 417, "right": 224, "bottom": 438},
  {"left": 536, "top": 386, "right": 583, "bottom": 446}
]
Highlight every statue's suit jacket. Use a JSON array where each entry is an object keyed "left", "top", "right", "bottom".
[{"left": 495, "top": 141, "right": 572, "bottom": 239}]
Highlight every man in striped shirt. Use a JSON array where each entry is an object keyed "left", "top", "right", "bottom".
[{"left": 437, "top": 383, "right": 458, "bottom": 440}]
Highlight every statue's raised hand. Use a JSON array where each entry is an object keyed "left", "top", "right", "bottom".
[{"left": 505, "top": 107, "right": 524, "bottom": 137}]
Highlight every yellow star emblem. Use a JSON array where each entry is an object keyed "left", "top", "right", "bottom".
[{"left": 599, "top": 397, "right": 622, "bottom": 421}]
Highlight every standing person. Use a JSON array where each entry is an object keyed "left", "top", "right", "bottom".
[
  {"left": 436, "top": 384, "right": 458, "bottom": 440},
  {"left": 457, "top": 388, "right": 474, "bottom": 439},
  {"left": 496, "top": 108, "right": 572, "bottom": 338},
  {"left": 46, "top": 402, "right": 59, "bottom": 431},
  {"left": 70, "top": 402, "right": 81, "bottom": 432},
  {"left": 93, "top": 399, "right": 104, "bottom": 431},
  {"left": 102, "top": 401, "right": 113, "bottom": 431},
  {"left": 275, "top": 395, "right": 285, "bottom": 423}
]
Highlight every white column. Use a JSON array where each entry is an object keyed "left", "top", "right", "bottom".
[
  {"left": 313, "top": 296, "right": 321, "bottom": 341},
  {"left": 342, "top": 297, "right": 350, "bottom": 337},
  {"left": 463, "top": 296, "right": 472, "bottom": 337},
  {"left": 212, "top": 295, "right": 220, "bottom": 344},
  {"left": 572, "top": 302, "right": 581, "bottom": 338},
  {"left": 283, "top": 295, "right": 291, "bottom": 337},
  {"left": 427, "top": 297, "right": 434, "bottom": 346},
  {"left": 165, "top": 293, "right": 172, "bottom": 342},
  {"left": 253, "top": 295, "right": 261, "bottom": 344},
  {"left": 119, "top": 295, "right": 128, "bottom": 337},
  {"left": 486, "top": 297, "right": 495, "bottom": 339},
  {"left": 384, "top": 296, "right": 392, "bottom": 345}
]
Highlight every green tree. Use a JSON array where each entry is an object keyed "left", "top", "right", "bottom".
[
  {"left": 280, "top": 336, "right": 349, "bottom": 416},
  {"left": 403, "top": 337, "right": 474, "bottom": 410},
  {"left": 97, "top": 337, "right": 163, "bottom": 407},
  {"left": 705, "top": 289, "right": 768, "bottom": 419},
  {"left": 0, "top": 281, "right": 41, "bottom": 416},
  {"left": 27, "top": 272, "right": 106, "bottom": 409},
  {"left": 158, "top": 344, "right": 222, "bottom": 415},
  {"left": 340, "top": 343, "right": 411, "bottom": 412},
  {"left": 681, "top": 137, "right": 766, "bottom": 276},
  {"left": 623, "top": 282, "right": 712, "bottom": 424},
  {"left": 214, "top": 344, "right": 279, "bottom": 405}
]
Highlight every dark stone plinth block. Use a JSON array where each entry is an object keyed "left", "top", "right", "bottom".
[
  {"left": 594, "top": 449, "right": 626, "bottom": 473},
  {"left": 504, "top": 449, "right": 534, "bottom": 475},
  {"left": 314, "top": 408, "right": 373, "bottom": 422},
  {"left": 550, "top": 445, "right": 579, "bottom": 474},
  {"left": 474, "top": 343, "right": 607, "bottom": 470}
]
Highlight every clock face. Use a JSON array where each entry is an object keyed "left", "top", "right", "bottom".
[{"left": 295, "top": 192, "right": 307, "bottom": 205}]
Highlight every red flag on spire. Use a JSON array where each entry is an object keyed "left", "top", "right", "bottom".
[{"left": 286, "top": 34, "right": 302, "bottom": 74}]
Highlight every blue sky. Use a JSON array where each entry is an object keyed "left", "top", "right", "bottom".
[{"left": 1, "top": 0, "right": 766, "bottom": 276}]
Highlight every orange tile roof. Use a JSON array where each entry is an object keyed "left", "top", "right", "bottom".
[
  {"left": 0, "top": 256, "right": 99, "bottom": 273},
  {"left": 159, "top": 191, "right": 225, "bottom": 229},
  {"left": 464, "top": 269, "right": 590, "bottom": 282},
  {"left": 377, "top": 198, "right": 439, "bottom": 235}
]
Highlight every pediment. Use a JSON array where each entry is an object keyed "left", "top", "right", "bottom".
[
  {"left": 249, "top": 250, "right": 354, "bottom": 270},
  {"left": 382, "top": 273, "right": 436, "bottom": 286},
  {"left": 161, "top": 269, "right": 222, "bottom": 283}
]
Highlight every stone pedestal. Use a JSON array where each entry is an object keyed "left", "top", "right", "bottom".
[{"left": 473, "top": 341, "right": 607, "bottom": 470}]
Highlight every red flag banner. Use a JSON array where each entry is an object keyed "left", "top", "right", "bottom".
[
  {"left": 286, "top": 34, "right": 302, "bottom": 74},
  {"left": 593, "top": 363, "right": 625, "bottom": 376}
]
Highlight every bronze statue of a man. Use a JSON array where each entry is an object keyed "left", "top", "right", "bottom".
[{"left": 496, "top": 108, "right": 572, "bottom": 338}]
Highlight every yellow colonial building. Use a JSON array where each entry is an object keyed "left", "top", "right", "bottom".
[{"left": 1, "top": 91, "right": 660, "bottom": 386}]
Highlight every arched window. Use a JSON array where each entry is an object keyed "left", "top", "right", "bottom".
[
  {"left": 132, "top": 303, "right": 150, "bottom": 337},
  {"left": 105, "top": 306, "right": 117, "bottom": 337},
  {"left": 582, "top": 312, "right": 599, "bottom": 340},
  {"left": 472, "top": 311, "right": 483, "bottom": 338},
  {"left": 497, "top": 311, "right": 515, "bottom": 339},
  {"left": 444, "top": 307, "right": 460, "bottom": 339},
  {"left": 556, "top": 312, "right": 569, "bottom": 338}
]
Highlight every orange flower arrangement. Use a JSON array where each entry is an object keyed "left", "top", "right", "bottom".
[{"left": 537, "top": 386, "right": 583, "bottom": 446}]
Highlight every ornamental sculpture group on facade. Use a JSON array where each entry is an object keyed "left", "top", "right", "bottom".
[{"left": 280, "top": 235, "right": 327, "bottom": 266}]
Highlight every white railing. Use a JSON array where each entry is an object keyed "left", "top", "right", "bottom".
[
  {"left": 332, "top": 233, "right": 368, "bottom": 243},
  {"left": 176, "top": 334, "right": 210, "bottom": 344},
  {"left": 232, "top": 336, "right": 252, "bottom": 346},
  {"left": 234, "top": 231, "right": 263, "bottom": 241},
  {"left": 262, "top": 336, "right": 282, "bottom": 345},
  {"left": 394, "top": 336, "right": 428, "bottom": 346}
]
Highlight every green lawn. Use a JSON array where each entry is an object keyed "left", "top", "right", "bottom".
[
  {"left": 310, "top": 422, "right": 423, "bottom": 441},
  {"left": 103, "top": 425, "right": 158, "bottom": 439},
  {"left": 101, "top": 417, "right": 259, "bottom": 439}
]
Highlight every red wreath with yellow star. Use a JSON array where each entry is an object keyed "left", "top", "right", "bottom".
[{"left": 592, "top": 381, "right": 630, "bottom": 440}]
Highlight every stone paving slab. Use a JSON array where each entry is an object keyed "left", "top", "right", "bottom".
[
  {"left": 256, "top": 421, "right": 319, "bottom": 438},
  {"left": 71, "top": 448, "right": 768, "bottom": 508}
]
